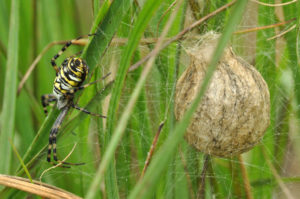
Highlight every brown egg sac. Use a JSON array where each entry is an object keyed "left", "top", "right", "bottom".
[{"left": 175, "top": 32, "right": 270, "bottom": 157}]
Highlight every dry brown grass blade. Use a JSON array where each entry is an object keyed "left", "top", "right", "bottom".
[
  {"left": 0, "top": 174, "right": 82, "bottom": 199},
  {"left": 251, "top": 0, "right": 297, "bottom": 7},
  {"left": 16, "top": 37, "right": 163, "bottom": 96},
  {"left": 18, "top": 0, "right": 237, "bottom": 97},
  {"left": 140, "top": 121, "right": 165, "bottom": 178},
  {"left": 179, "top": 147, "right": 195, "bottom": 199},
  {"left": 39, "top": 143, "right": 78, "bottom": 181},
  {"left": 234, "top": 18, "right": 296, "bottom": 34},
  {"left": 156, "top": 0, "right": 177, "bottom": 37},
  {"left": 261, "top": 146, "right": 295, "bottom": 199},
  {"left": 238, "top": 155, "right": 254, "bottom": 199},
  {"left": 197, "top": 155, "right": 210, "bottom": 199},
  {"left": 267, "top": 24, "right": 296, "bottom": 41},
  {"left": 128, "top": 0, "right": 237, "bottom": 72}
]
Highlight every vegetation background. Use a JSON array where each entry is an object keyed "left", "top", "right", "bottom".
[{"left": 0, "top": 0, "right": 299, "bottom": 198}]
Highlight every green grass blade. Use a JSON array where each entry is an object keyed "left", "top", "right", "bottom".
[
  {"left": 15, "top": 0, "right": 126, "bottom": 172},
  {"left": 282, "top": 0, "right": 299, "bottom": 116},
  {"left": 91, "top": 0, "right": 112, "bottom": 33},
  {"left": 101, "top": 0, "right": 163, "bottom": 198},
  {"left": 0, "top": 0, "right": 9, "bottom": 47},
  {"left": 1, "top": 0, "right": 294, "bottom": 198},
  {"left": 248, "top": 2, "right": 276, "bottom": 198},
  {"left": 129, "top": 65, "right": 152, "bottom": 170},
  {"left": 85, "top": 0, "right": 171, "bottom": 198},
  {"left": 62, "top": 82, "right": 113, "bottom": 138},
  {"left": 81, "top": 0, "right": 128, "bottom": 73},
  {"left": 15, "top": 108, "right": 60, "bottom": 174},
  {"left": 9, "top": 139, "right": 32, "bottom": 182},
  {"left": 105, "top": 0, "right": 164, "bottom": 137},
  {"left": 83, "top": 1, "right": 134, "bottom": 198},
  {"left": 14, "top": 82, "right": 112, "bottom": 177},
  {"left": 154, "top": 2, "right": 188, "bottom": 196},
  {"left": 0, "top": 0, "right": 20, "bottom": 174},
  {"left": 128, "top": 1, "right": 248, "bottom": 198}
]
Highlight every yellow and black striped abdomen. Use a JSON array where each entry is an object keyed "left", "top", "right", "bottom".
[{"left": 53, "top": 57, "right": 88, "bottom": 98}]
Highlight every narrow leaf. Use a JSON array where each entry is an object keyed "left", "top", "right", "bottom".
[
  {"left": 0, "top": 0, "right": 20, "bottom": 174},
  {"left": 128, "top": 1, "right": 248, "bottom": 198}
]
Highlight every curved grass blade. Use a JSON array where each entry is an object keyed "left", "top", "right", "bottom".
[
  {"left": 15, "top": 108, "right": 60, "bottom": 173},
  {"left": 105, "top": 0, "right": 164, "bottom": 140},
  {"left": 83, "top": 0, "right": 134, "bottom": 198},
  {"left": 95, "top": 0, "right": 164, "bottom": 198},
  {"left": 91, "top": 0, "right": 112, "bottom": 33},
  {"left": 61, "top": 81, "right": 113, "bottom": 137},
  {"left": 128, "top": 1, "right": 248, "bottom": 198},
  {"left": 248, "top": 2, "right": 276, "bottom": 198},
  {"left": 13, "top": 82, "right": 112, "bottom": 178},
  {"left": 85, "top": 1, "right": 178, "bottom": 198},
  {"left": 81, "top": 0, "right": 128, "bottom": 74},
  {"left": 9, "top": 139, "right": 32, "bottom": 182},
  {"left": 15, "top": 0, "right": 127, "bottom": 175}
]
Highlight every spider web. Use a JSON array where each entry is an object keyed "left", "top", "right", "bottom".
[{"left": 33, "top": 1, "right": 300, "bottom": 198}]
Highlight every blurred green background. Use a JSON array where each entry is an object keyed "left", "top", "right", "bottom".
[{"left": 0, "top": 0, "right": 300, "bottom": 198}]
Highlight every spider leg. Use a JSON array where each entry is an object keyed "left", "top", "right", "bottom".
[
  {"left": 47, "top": 106, "right": 84, "bottom": 166},
  {"left": 72, "top": 104, "right": 106, "bottom": 118},
  {"left": 67, "top": 72, "right": 111, "bottom": 94},
  {"left": 41, "top": 94, "right": 57, "bottom": 115},
  {"left": 69, "top": 50, "right": 83, "bottom": 58},
  {"left": 50, "top": 34, "right": 96, "bottom": 73},
  {"left": 48, "top": 106, "right": 69, "bottom": 164}
]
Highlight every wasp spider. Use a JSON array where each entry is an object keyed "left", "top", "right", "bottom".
[{"left": 41, "top": 34, "right": 109, "bottom": 166}]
